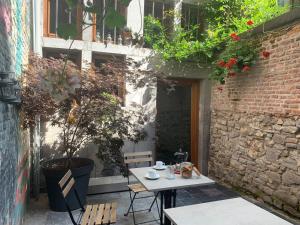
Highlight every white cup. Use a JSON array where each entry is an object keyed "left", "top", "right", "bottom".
[
  {"left": 148, "top": 169, "right": 157, "bottom": 178},
  {"left": 156, "top": 161, "right": 165, "bottom": 168}
]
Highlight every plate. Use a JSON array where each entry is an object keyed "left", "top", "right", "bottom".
[
  {"left": 152, "top": 165, "right": 167, "bottom": 170},
  {"left": 145, "top": 173, "right": 160, "bottom": 180}
]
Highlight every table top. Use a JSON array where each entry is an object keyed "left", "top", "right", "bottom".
[
  {"left": 164, "top": 197, "right": 293, "bottom": 225},
  {"left": 129, "top": 166, "right": 215, "bottom": 192}
]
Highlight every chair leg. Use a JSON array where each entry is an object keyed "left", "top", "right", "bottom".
[
  {"left": 149, "top": 192, "right": 159, "bottom": 212},
  {"left": 124, "top": 192, "right": 137, "bottom": 216},
  {"left": 131, "top": 196, "right": 136, "bottom": 225},
  {"left": 155, "top": 194, "right": 161, "bottom": 220}
]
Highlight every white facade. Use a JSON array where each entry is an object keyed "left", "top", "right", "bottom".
[{"left": 35, "top": 0, "right": 211, "bottom": 177}]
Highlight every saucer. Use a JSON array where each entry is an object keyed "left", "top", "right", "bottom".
[
  {"left": 145, "top": 173, "right": 160, "bottom": 180},
  {"left": 152, "top": 165, "right": 167, "bottom": 170}
]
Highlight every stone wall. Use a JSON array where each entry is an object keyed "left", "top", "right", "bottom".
[
  {"left": 0, "top": 0, "right": 31, "bottom": 224},
  {"left": 209, "top": 15, "right": 300, "bottom": 217}
]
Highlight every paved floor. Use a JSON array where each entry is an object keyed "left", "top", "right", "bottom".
[
  {"left": 24, "top": 183, "right": 237, "bottom": 225},
  {"left": 25, "top": 183, "right": 298, "bottom": 225}
]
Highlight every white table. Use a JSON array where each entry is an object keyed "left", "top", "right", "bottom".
[
  {"left": 164, "top": 197, "right": 293, "bottom": 225},
  {"left": 130, "top": 167, "right": 215, "bottom": 225}
]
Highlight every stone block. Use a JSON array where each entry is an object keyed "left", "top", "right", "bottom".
[
  {"left": 273, "top": 198, "right": 283, "bottom": 209},
  {"left": 282, "top": 126, "right": 298, "bottom": 134},
  {"left": 285, "top": 138, "right": 298, "bottom": 144},
  {"left": 282, "top": 171, "right": 300, "bottom": 185},
  {"left": 273, "top": 134, "right": 286, "bottom": 144},
  {"left": 283, "top": 119, "right": 296, "bottom": 126},
  {"left": 265, "top": 148, "right": 281, "bottom": 162},
  {"left": 274, "top": 190, "right": 298, "bottom": 207},
  {"left": 283, "top": 205, "right": 300, "bottom": 217},
  {"left": 282, "top": 158, "right": 298, "bottom": 171},
  {"left": 277, "top": 119, "right": 284, "bottom": 125},
  {"left": 296, "top": 120, "right": 300, "bottom": 128},
  {"left": 267, "top": 171, "right": 281, "bottom": 183},
  {"left": 273, "top": 144, "right": 286, "bottom": 150},
  {"left": 286, "top": 143, "right": 297, "bottom": 149}
]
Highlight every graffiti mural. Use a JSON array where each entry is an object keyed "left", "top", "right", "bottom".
[{"left": 0, "top": 0, "right": 31, "bottom": 225}]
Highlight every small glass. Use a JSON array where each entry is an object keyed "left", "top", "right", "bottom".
[{"left": 166, "top": 165, "right": 176, "bottom": 180}]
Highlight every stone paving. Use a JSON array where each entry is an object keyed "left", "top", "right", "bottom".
[
  {"left": 25, "top": 183, "right": 298, "bottom": 225},
  {"left": 24, "top": 183, "right": 238, "bottom": 225}
]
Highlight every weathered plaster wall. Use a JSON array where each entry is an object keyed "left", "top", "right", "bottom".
[
  {"left": 0, "top": 0, "right": 31, "bottom": 224},
  {"left": 210, "top": 16, "right": 300, "bottom": 218}
]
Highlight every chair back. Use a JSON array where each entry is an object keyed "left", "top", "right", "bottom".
[
  {"left": 124, "top": 151, "right": 153, "bottom": 167},
  {"left": 58, "top": 170, "right": 85, "bottom": 225},
  {"left": 124, "top": 151, "right": 153, "bottom": 182}
]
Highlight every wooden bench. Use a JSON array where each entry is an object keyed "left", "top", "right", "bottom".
[{"left": 59, "top": 170, "right": 117, "bottom": 225}]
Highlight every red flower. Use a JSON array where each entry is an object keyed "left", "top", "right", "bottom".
[
  {"left": 228, "top": 71, "right": 236, "bottom": 77},
  {"left": 218, "top": 60, "right": 226, "bottom": 67},
  {"left": 262, "top": 51, "right": 271, "bottom": 58},
  {"left": 246, "top": 20, "right": 254, "bottom": 26},
  {"left": 230, "top": 33, "right": 240, "bottom": 41},
  {"left": 226, "top": 58, "right": 238, "bottom": 68},
  {"left": 242, "top": 65, "right": 251, "bottom": 72}
]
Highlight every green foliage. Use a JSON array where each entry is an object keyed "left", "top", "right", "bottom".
[
  {"left": 210, "top": 39, "right": 259, "bottom": 84},
  {"left": 65, "top": 0, "right": 78, "bottom": 8},
  {"left": 144, "top": 0, "right": 288, "bottom": 83},
  {"left": 105, "top": 8, "right": 126, "bottom": 29},
  {"left": 57, "top": 23, "right": 78, "bottom": 40},
  {"left": 144, "top": 16, "right": 165, "bottom": 48}
]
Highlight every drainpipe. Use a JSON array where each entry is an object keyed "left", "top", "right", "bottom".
[
  {"left": 32, "top": 0, "right": 42, "bottom": 55},
  {"left": 31, "top": 0, "right": 42, "bottom": 200}
]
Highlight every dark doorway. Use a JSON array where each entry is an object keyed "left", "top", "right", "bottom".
[{"left": 156, "top": 79, "right": 199, "bottom": 166}]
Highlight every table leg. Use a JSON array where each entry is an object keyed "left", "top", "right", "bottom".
[
  {"left": 172, "top": 190, "right": 177, "bottom": 208},
  {"left": 163, "top": 190, "right": 172, "bottom": 225},
  {"left": 160, "top": 192, "right": 164, "bottom": 225},
  {"left": 160, "top": 190, "right": 177, "bottom": 225}
]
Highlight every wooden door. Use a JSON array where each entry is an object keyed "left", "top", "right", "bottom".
[{"left": 175, "top": 79, "right": 200, "bottom": 168}]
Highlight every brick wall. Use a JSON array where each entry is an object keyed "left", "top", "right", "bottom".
[
  {"left": 209, "top": 21, "right": 300, "bottom": 217},
  {"left": 0, "top": 0, "right": 31, "bottom": 225}
]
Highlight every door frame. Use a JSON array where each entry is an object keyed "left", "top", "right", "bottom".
[{"left": 173, "top": 79, "right": 200, "bottom": 169}]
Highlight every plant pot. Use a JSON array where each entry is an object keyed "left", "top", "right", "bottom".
[{"left": 41, "top": 157, "right": 94, "bottom": 212}]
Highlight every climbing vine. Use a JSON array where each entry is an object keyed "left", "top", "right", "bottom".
[{"left": 144, "top": 0, "right": 288, "bottom": 84}]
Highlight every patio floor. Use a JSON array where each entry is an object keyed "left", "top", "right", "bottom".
[{"left": 24, "top": 183, "right": 298, "bottom": 225}]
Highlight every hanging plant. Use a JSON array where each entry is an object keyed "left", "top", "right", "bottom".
[{"left": 210, "top": 21, "right": 262, "bottom": 84}]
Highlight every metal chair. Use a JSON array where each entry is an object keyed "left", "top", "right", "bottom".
[
  {"left": 59, "top": 170, "right": 117, "bottom": 225},
  {"left": 123, "top": 151, "right": 160, "bottom": 225}
]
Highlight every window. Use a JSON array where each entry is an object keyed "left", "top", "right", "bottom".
[
  {"left": 43, "top": 0, "right": 82, "bottom": 39},
  {"left": 181, "top": 3, "right": 203, "bottom": 38},
  {"left": 92, "top": 0, "right": 127, "bottom": 43},
  {"left": 42, "top": 48, "right": 82, "bottom": 68},
  {"left": 92, "top": 53, "right": 125, "bottom": 104},
  {"left": 144, "top": 0, "right": 173, "bottom": 25}
]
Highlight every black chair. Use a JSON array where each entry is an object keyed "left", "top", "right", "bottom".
[
  {"left": 124, "top": 151, "right": 160, "bottom": 225},
  {"left": 59, "top": 170, "right": 117, "bottom": 225}
]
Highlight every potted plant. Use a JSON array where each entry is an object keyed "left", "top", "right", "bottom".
[{"left": 21, "top": 55, "right": 143, "bottom": 211}]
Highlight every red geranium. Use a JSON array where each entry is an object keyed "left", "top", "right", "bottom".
[
  {"left": 230, "top": 33, "right": 240, "bottom": 41},
  {"left": 246, "top": 20, "right": 254, "bottom": 26},
  {"left": 242, "top": 65, "right": 251, "bottom": 72},
  {"left": 262, "top": 51, "right": 271, "bottom": 58},
  {"left": 218, "top": 60, "right": 226, "bottom": 67},
  {"left": 225, "top": 58, "right": 238, "bottom": 68}
]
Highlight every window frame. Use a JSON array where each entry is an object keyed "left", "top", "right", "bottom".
[
  {"left": 92, "top": 0, "right": 128, "bottom": 43},
  {"left": 43, "top": 0, "right": 83, "bottom": 39}
]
